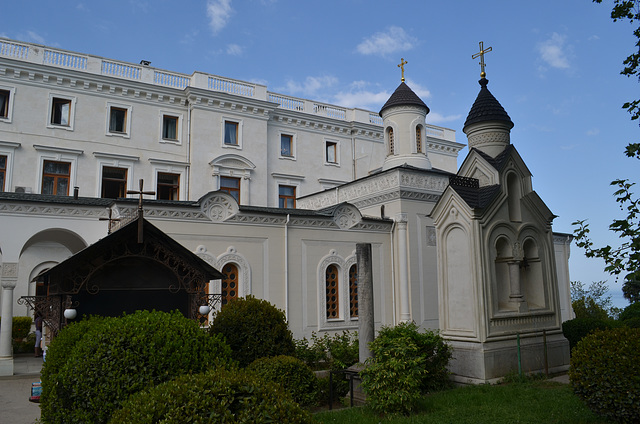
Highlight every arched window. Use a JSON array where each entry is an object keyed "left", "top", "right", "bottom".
[
  {"left": 221, "top": 263, "right": 239, "bottom": 306},
  {"left": 388, "top": 128, "right": 395, "bottom": 155},
  {"left": 416, "top": 126, "right": 422, "bottom": 153},
  {"left": 349, "top": 264, "right": 358, "bottom": 318},
  {"left": 326, "top": 264, "right": 339, "bottom": 319},
  {"left": 507, "top": 173, "right": 522, "bottom": 222}
]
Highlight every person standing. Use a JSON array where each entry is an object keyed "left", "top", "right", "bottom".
[{"left": 34, "top": 314, "right": 42, "bottom": 357}]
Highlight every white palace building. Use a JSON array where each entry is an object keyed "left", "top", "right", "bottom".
[{"left": 0, "top": 38, "right": 573, "bottom": 382}]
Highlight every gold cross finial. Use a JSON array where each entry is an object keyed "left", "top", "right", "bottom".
[
  {"left": 472, "top": 41, "right": 492, "bottom": 78},
  {"left": 126, "top": 179, "right": 155, "bottom": 243},
  {"left": 398, "top": 58, "right": 408, "bottom": 82}
]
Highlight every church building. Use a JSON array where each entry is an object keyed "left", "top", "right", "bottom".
[{"left": 0, "top": 38, "right": 572, "bottom": 382}]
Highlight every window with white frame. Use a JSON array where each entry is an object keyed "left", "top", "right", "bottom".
[
  {"left": 325, "top": 140, "right": 338, "bottom": 164},
  {"left": 36, "top": 145, "right": 81, "bottom": 196},
  {"left": 106, "top": 103, "right": 132, "bottom": 137},
  {"left": 318, "top": 251, "right": 358, "bottom": 329},
  {"left": 0, "top": 141, "right": 19, "bottom": 192},
  {"left": 220, "top": 176, "right": 241, "bottom": 203},
  {"left": 47, "top": 94, "right": 76, "bottom": 130},
  {"left": 280, "top": 134, "right": 294, "bottom": 158},
  {"left": 272, "top": 172, "right": 303, "bottom": 209},
  {"left": 101, "top": 166, "right": 128, "bottom": 199},
  {"left": 161, "top": 112, "right": 180, "bottom": 142},
  {"left": 223, "top": 120, "right": 239, "bottom": 146},
  {"left": 0, "top": 86, "right": 16, "bottom": 122}
]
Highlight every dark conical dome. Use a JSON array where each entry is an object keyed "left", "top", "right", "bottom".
[
  {"left": 463, "top": 78, "right": 513, "bottom": 132},
  {"left": 379, "top": 82, "right": 430, "bottom": 116}
]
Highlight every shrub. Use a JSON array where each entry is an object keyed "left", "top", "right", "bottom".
[
  {"left": 561, "top": 317, "right": 620, "bottom": 352},
  {"left": 108, "top": 368, "right": 315, "bottom": 424},
  {"left": 622, "top": 316, "right": 640, "bottom": 328},
  {"left": 360, "top": 322, "right": 452, "bottom": 415},
  {"left": 40, "top": 310, "right": 233, "bottom": 424},
  {"left": 618, "top": 302, "right": 640, "bottom": 322},
  {"left": 209, "top": 295, "right": 294, "bottom": 367},
  {"left": 569, "top": 327, "right": 640, "bottom": 423},
  {"left": 294, "top": 331, "right": 358, "bottom": 371},
  {"left": 12, "top": 316, "right": 32, "bottom": 340},
  {"left": 247, "top": 355, "right": 319, "bottom": 406}
]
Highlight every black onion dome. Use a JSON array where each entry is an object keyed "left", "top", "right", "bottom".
[
  {"left": 379, "top": 82, "right": 430, "bottom": 116},
  {"left": 463, "top": 79, "right": 513, "bottom": 131}
]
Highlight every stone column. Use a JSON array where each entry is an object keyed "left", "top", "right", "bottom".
[
  {"left": 508, "top": 242, "right": 524, "bottom": 302},
  {"left": 0, "top": 262, "right": 18, "bottom": 376},
  {"left": 356, "top": 243, "right": 374, "bottom": 363},
  {"left": 396, "top": 213, "right": 411, "bottom": 322}
]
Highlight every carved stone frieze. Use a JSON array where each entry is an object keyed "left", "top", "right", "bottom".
[
  {"left": 468, "top": 132, "right": 510, "bottom": 147},
  {"left": 0, "top": 202, "right": 109, "bottom": 218},
  {"left": 333, "top": 204, "right": 362, "bottom": 229}
]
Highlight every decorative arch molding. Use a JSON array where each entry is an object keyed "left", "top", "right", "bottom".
[
  {"left": 316, "top": 249, "right": 358, "bottom": 330},
  {"left": 19, "top": 228, "right": 88, "bottom": 257},
  {"left": 199, "top": 192, "right": 239, "bottom": 222},
  {"left": 410, "top": 116, "right": 426, "bottom": 154},
  {"left": 28, "top": 261, "right": 58, "bottom": 296},
  {"left": 209, "top": 153, "right": 256, "bottom": 175},
  {"left": 194, "top": 245, "right": 251, "bottom": 297},
  {"left": 384, "top": 120, "right": 399, "bottom": 156},
  {"left": 333, "top": 204, "right": 362, "bottom": 229}
]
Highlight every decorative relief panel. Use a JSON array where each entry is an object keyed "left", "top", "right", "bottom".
[
  {"left": 200, "top": 193, "right": 239, "bottom": 222},
  {"left": 468, "top": 132, "right": 510, "bottom": 147},
  {"left": 333, "top": 204, "right": 362, "bottom": 229}
]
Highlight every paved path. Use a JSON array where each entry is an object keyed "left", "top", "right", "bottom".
[{"left": 0, "top": 355, "right": 43, "bottom": 424}]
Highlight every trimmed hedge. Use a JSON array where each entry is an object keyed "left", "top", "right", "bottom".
[
  {"left": 569, "top": 327, "right": 640, "bottom": 423},
  {"left": 247, "top": 355, "right": 319, "bottom": 406},
  {"left": 561, "top": 317, "right": 620, "bottom": 352},
  {"left": 209, "top": 295, "right": 295, "bottom": 367},
  {"left": 108, "top": 368, "right": 315, "bottom": 424},
  {"left": 12, "top": 316, "right": 32, "bottom": 340},
  {"left": 40, "top": 310, "right": 233, "bottom": 424}
]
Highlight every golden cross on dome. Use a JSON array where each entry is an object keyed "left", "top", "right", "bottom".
[
  {"left": 398, "top": 58, "right": 408, "bottom": 82},
  {"left": 126, "top": 179, "right": 155, "bottom": 243},
  {"left": 472, "top": 41, "right": 492, "bottom": 78}
]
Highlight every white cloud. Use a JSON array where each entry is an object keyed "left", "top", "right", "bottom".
[
  {"left": 404, "top": 78, "right": 431, "bottom": 99},
  {"left": 426, "top": 112, "right": 462, "bottom": 125},
  {"left": 207, "top": 0, "right": 233, "bottom": 35},
  {"left": 226, "top": 43, "right": 243, "bottom": 56},
  {"left": 356, "top": 26, "right": 416, "bottom": 56},
  {"left": 537, "top": 32, "right": 570, "bottom": 69},
  {"left": 284, "top": 75, "right": 338, "bottom": 97},
  {"left": 333, "top": 89, "right": 391, "bottom": 109},
  {"left": 586, "top": 128, "right": 600, "bottom": 136}
]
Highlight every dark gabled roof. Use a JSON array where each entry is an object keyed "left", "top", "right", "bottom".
[
  {"left": 379, "top": 82, "right": 429, "bottom": 116},
  {"left": 39, "top": 217, "right": 224, "bottom": 285},
  {"left": 463, "top": 78, "right": 513, "bottom": 131},
  {"left": 472, "top": 144, "right": 513, "bottom": 172},
  {"left": 0, "top": 191, "right": 115, "bottom": 206},
  {"left": 448, "top": 175, "right": 500, "bottom": 209}
]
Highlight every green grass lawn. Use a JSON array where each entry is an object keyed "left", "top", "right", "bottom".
[{"left": 314, "top": 380, "right": 610, "bottom": 424}]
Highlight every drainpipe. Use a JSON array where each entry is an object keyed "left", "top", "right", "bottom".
[
  {"left": 352, "top": 133, "right": 356, "bottom": 180},
  {"left": 390, "top": 219, "right": 397, "bottom": 326},
  {"left": 284, "top": 214, "right": 290, "bottom": 321},
  {"left": 186, "top": 100, "right": 192, "bottom": 200}
]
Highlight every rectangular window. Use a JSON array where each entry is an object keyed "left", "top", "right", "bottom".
[
  {"left": 281, "top": 134, "right": 293, "bottom": 157},
  {"left": 0, "top": 155, "right": 6, "bottom": 191},
  {"left": 278, "top": 185, "right": 296, "bottom": 208},
  {"left": 326, "top": 141, "right": 337, "bottom": 164},
  {"left": 109, "top": 107, "right": 128, "bottom": 133},
  {"left": 157, "top": 172, "right": 180, "bottom": 200},
  {"left": 51, "top": 98, "right": 71, "bottom": 126},
  {"left": 0, "top": 90, "right": 9, "bottom": 118},
  {"left": 224, "top": 121, "right": 238, "bottom": 145},
  {"left": 101, "top": 166, "right": 128, "bottom": 199},
  {"left": 42, "top": 160, "right": 70, "bottom": 196},
  {"left": 162, "top": 115, "right": 178, "bottom": 140},
  {"left": 220, "top": 176, "right": 240, "bottom": 203}
]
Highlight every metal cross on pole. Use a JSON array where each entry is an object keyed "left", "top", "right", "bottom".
[
  {"left": 99, "top": 208, "right": 121, "bottom": 235},
  {"left": 398, "top": 58, "right": 408, "bottom": 82},
  {"left": 472, "top": 41, "right": 492, "bottom": 79},
  {"left": 126, "top": 179, "right": 155, "bottom": 243}
]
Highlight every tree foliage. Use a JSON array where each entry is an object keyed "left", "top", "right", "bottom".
[
  {"left": 573, "top": 1, "right": 640, "bottom": 302},
  {"left": 570, "top": 281, "right": 619, "bottom": 319}
]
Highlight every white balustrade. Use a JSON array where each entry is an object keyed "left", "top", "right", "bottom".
[
  {"left": 101, "top": 60, "right": 141, "bottom": 80},
  {"left": 268, "top": 93, "right": 304, "bottom": 111},
  {"left": 0, "top": 40, "right": 29, "bottom": 59},
  {"left": 369, "top": 113, "right": 383, "bottom": 125},
  {"left": 154, "top": 71, "right": 189, "bottom": 89},
  {"left": 426, "top": 127, "right": 445, "bottom": 138},
  {"left": 44, "top": 49, "right": 87, "bottom": 70},
  {"left": 313, "top": 103, "right": 346, "bottom": 120},
  {"left": 208, "top": 76, "right": 255, "bottom": 97}
]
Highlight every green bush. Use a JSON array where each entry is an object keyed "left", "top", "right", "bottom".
[
  {"left": 294, "top": 331, "right": 358, "bottom": 371},
  {"left": 622, "top": 316, "right": 640, "bottom": 328},
  {"left": 561, "top": 317, "right": 620, "bottom": 352},
  {"left": 618, "top": 302, "right": 640, "bottom": 322},
  {"left": 247, "top": 355, "right": 319, "bottom": 406},
  {"left": 40, "top": 310, "right": 233, "bottom": 424},
  {"left": 209, "top": 295, "right": 294, "bottom": 367},
  {"left": 108, "top": 368, "right": 315, "bottom": 424},
  {"left": 12, "top": 316, "right": 32, "bottom": 340},
  {"left": 569, "top": 327, "right": 640, "bottom": 423},
  {"left": 360, "top": 322, "right": 452, "bottom": 416}
]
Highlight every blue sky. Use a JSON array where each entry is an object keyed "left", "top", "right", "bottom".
[{"left": 2, "top": 0, "right": 638, "bottom": 308}]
